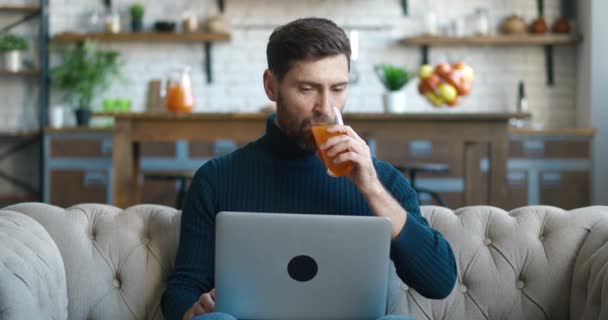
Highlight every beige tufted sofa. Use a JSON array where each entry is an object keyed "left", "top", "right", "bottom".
[{"left": 1, "top": 203, "right": 608, "bottom": 320}]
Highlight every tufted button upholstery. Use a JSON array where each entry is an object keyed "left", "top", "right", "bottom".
[
  {"left": 0, "top": 209, "right": 68, "bottom": 319},
  {"left": 387, "top": 205, "right": 608, "bottom": 320},
  {"left": 4, "top": 203, "right": 181, "bottom": 320},
  {"left": 457, "top": 284, "right": 468, "bottom": 293},
  {"left": 3, "top": 203, "right": 608, "bottom": 320}
]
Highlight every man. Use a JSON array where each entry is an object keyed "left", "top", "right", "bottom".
[{"left": 162, "top": 18, "right": 457, "bottom": 320}]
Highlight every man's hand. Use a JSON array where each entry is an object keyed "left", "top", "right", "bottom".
[
  {"left": 320, "top": 125, "right": 382, "bottom": 194},
  {"left": 319, "top": 125, "right": 407, "bottom": 239},
  {"left": 182, "top": 289, "right": 215, "bottom": 320}
]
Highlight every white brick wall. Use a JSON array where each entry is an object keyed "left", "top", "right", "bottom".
[
  {"left": 0, "top": 0, "right": 582, "bottom": 195},
  {"left": 1, "top": 0, "right": 579, "bottom": 129}
]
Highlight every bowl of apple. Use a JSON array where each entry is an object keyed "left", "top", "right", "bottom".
[{"left": 417, "top": 62, "right": 474, "bottom": 108}]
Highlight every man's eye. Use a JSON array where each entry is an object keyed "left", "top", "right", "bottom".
[
  {"left": 300, "top": 88, "right": 313, "bottom": 93},
  {"left": 332, "top": 87, "right": 345, "bottom": 93}
]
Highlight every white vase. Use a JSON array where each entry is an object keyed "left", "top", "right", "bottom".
[
  {"left": 383, "top": 91, "right": 407, "bottom": 113},
  {"left": 2, "top": 50, "right": 22, "bottom": 72}
]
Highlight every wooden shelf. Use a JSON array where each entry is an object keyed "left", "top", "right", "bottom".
[
  {"left": 402, "top": 34, "right": 582, "bottom": 46},
  {"left": 0, "top": 5, "right": 41, "bottom": 13},
  {"left": 0, "top": 192, "right": 38, "bottom": 202},
  {"left": 510, "top": 127, "right": 597, "bottom": 137},
  {"left": 403, "top": 34, "right": 582, "bottom": 86},
  {"left": 52, "top": 31, "right": 230, "bottom": 83},
  {"left": 0, "top": 69, "right": 40, "bottom": 76},
  {"left": 53, "top": 31, "right": 231, "bottom": 43},
  {"left": 0, "top": 130, "right": 40, "bottom": 138}
]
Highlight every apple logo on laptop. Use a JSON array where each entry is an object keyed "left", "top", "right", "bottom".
[{"left": 287, "top": 255, "right": 318, "bottom": 282}]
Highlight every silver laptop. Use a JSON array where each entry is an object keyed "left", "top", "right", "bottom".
[{"left": 215, "top": 211, "right": 392, "bottom": 320}]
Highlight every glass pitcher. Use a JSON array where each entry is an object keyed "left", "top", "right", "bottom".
[{"left": 163, "top": 66, "right": 195, "bottom": 113}]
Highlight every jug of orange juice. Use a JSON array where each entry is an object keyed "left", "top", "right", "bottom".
[{"left": 163, "top": 66, "right": 194, "bottom": 113}]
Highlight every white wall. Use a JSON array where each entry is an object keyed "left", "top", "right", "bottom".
[
  {"left": 0, "top": 0, "right": 589, "bottom": 196},
  {"left": 589, "top": 0, "right": 608, "bottom": 204},
  {"left": 577, "top": 0, "right": 608, "bottom": 205},
  {"left": 2, "top": 0, "right": 579, "bottom": 130}
]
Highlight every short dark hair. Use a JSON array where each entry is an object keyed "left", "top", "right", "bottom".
[{"left": 266, "top": 18, "right": 351, "bottom": 81}]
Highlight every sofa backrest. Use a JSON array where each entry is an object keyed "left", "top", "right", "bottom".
[
  {"left": 6, "top": 203, "right": 608, "bottom": 320},
  {"left": 6, "top": 203, "right": 181, "bottom": 320},
  {"left": 393, "top": 206, "right": 608, "bottom": 320}
]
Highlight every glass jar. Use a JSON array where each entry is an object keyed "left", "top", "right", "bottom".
[
  {"left": 473, "top": 8, "right": 490, "bottom": 36},
  {"left": 105, "top": 10, "right": 121, "bottom": 34},
  {"left": 163, "top": 66, "right": 195, "bottom": 113}
]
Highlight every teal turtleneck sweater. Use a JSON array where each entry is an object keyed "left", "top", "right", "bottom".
[{"left": 161, "top": 115, "right": 457, "bottom": 320}]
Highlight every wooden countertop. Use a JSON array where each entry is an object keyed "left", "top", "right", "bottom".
[
  {"left": 44, "top": 127, "right": 113, "bottom": 134},
  {"left": 509, "top": 127, "right": 597, "bottom": 137},
  {"left": 93, "top": 111, "right": 531, "bottom": 121}
]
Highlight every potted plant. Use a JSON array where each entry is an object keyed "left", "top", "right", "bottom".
[
  {"left": 51, "top": 41, "right": 122, "bottom": 126},
  {"left": 0, "top": 33, "right": 28, "bottom": 72},
  {"left": 130, "top": 3, "right": 145, "bottom": 32},
  {"left": 374, "top": 64, "right": 414, "bottom": 113}
]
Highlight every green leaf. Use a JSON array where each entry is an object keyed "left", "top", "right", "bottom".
[
  {"left": 374, "top": 64, "right": 413, "bottom": 91},
  {"left": 50, "top": 40, "right": 123, "bottom": 110}
]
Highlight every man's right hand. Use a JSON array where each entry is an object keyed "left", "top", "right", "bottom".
[{"left": 182, "top": 289, "right": 216, "bottom": 320}]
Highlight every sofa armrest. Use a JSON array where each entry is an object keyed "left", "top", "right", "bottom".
[
  {"left": 0, "top": 209, "right": 68, "bottom": 320},
  {"left": 571, "top": 217, "right": 608, "bottom": 320}
]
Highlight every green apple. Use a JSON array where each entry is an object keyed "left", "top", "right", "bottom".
[
  {"left": 438, "top": 83, "right": 458, "bottom": 103},
  {"left": 424, "top": 91, "right": 444, "bottom": 107},
  {"left": 419, "top": 64, "right": 434, "bottom": 79}
]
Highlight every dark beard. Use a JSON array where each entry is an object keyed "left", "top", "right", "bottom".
[{"left": 275, "top": 94, "right": 328, "bottom": 152}]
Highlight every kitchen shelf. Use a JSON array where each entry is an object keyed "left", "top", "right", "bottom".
[
  {"left": 402, "top": 33, "right": 583, "bottom": 86},
  {"left": 53, "top": 31, "right": 231, "bottom": 83},
  {"left": 53, "top": 31, "right": 231, "bottom": 43},
  {"left": 0, "top": 69, "right": 40, "bottom": 76},
  {"left": 0, "top": 5, "right": 41, "bottom": 13},
  {"left": 401, "top": 34, "right": 582, "bottom": 46}
]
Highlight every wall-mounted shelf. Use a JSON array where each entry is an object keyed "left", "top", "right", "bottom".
[
  {"left": 402, "top": 34, "right": 581, "bottom": 46},
  {"left": 53, "top": 31, "right": 231, "bottom": 83},
  {"left": 402, "top": 34, "right": 583, "bottom": 86},
  {"left": 0, "top": 5, "right": 42, "bottom": 33},
  {"left": 0, "top": 69, "right": 40, "bottom": 76},
  {"left": 53, "top": 31, "right": 230, "bottom": 43},
  {"left": 0, "top": 5, "right": 41, "bottom": 13},
  {"left": 0, "top": 0, "right": 48, "bottom": 204}
]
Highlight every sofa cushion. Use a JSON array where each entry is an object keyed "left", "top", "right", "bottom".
[
  {"left": 6, "top": 203, "right": 180, "bottom": 320},
  {"left": 571, "top": 207, "right": 608, "bottom": 320},
  {"left": 0, "top": 209, "right": 68, "bottom": 319},
  {"left": 400, "top": 205, "right": 608, "bottom": 320}
]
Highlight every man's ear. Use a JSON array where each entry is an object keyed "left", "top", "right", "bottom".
[{"left": 263, "top": 69, "right": 278, "bottom": 102}]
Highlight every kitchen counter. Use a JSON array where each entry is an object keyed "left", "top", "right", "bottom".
[{"left": 105, "top": 111, "right": 531, "bottom": 208}]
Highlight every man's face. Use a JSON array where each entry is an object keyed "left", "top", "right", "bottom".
[{"left": 265, "top": 54, "right": 350, "bottom": 151}]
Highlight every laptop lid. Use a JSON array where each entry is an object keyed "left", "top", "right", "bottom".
[{"left": 215, "top": 211, "right": 392, "bottom": 320}]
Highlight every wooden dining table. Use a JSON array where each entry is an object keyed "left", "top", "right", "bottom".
[{"left": 110, "top": 112, "right": 528, "bottom": 209}]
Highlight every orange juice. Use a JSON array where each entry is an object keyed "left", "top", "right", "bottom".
[
  {"left": 312, "top": 125, "right": 353, "bottom": 177},
  {"left": 166, "top": 84, "right": 194, "bottom": 113}
]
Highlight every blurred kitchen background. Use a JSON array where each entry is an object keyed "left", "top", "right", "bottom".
[{"left": 1, "top": 0, "right": 606, "bottom": 209}]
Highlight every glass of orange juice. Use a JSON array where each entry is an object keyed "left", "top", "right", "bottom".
[{"left": 312, "top": 107, "right": 353, "bottom": 177}]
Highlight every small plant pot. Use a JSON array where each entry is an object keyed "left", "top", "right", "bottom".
[
  {"left": 75, "top": 109, "right": 92, "bottom": 126},
  {"left": 383, "top": 91, "right": 407, "bottom": 113},
  {"left": 131, "top": 19, "right": 143, "bottom": 32},
  {"left": 2, "top": 50, "right": 22, "bottom": 72}
]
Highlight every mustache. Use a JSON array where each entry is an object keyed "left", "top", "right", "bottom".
[{"left": 302, "top": 113, "right": 335, "bottom": 129}]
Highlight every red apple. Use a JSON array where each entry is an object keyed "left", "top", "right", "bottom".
[
  {"left": 435, "top": 63, "right": 452, "bottom": 78},
  {"left": 457, "top": 79, "right": 472, "bottom": 96},
  {"left": 447, "top": 96, "right": 461, "bottom": 107}
]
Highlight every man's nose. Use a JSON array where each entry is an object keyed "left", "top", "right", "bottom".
[{"left": 314, "top": 90, "right": 332, "bottom": 115}]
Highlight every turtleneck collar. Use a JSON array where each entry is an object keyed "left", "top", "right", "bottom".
[{"left": 259, "top": 114, "right": 317, "bottom": 161}]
